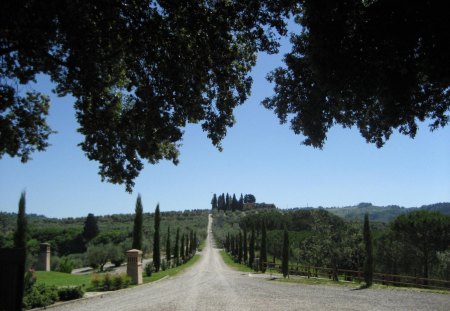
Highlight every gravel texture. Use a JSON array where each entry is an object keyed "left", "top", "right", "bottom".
[{"left": 49, "top": 215, "right": 449, "bottom": 311}]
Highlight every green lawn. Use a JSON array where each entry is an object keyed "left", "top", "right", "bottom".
[
  {"left": 35, "top": 254, "right": 201, "bottom": 291},
  {"left": 219, "top": 250, "right": 254, "bottom": 273},
  {"left": 36, "top": 271, "right": 92, "bottom": 288}
]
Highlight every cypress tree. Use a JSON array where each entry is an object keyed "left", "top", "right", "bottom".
[
  {"left": 243, "top": 228, "right": 248, "bottom": 264},
  {"left": 260, "top": 221, "right": 267, "bottom": 273},
  {"left": 166, "top": 226, "right": 171, "bottom": 262},
  {"left": 180, "top": 234, "right": 185, "bottom": 261},
  {"left": 194, "top": 232, "right": 197, "bottom": 252},
  {"left": 238, "top": 231, "right": 243, "bottom": 263},
  {"left": 174, "top": 227, "right": 180, "bottom": 261},
  {"left": 132, "top": 194, "right": 143, "bottom": 250},
  {"left": 282, "top": 227, "right": 289, "bottom": 278},
  {"left": 231, "top": 194, "right": 238, "bottom": 211},
  {"left": 185, "top": 233, "right": 189, "bottom": 258},
  {"left": 153, "top": 204, "right": 161, "bottom": 272},
  {"left": 230, "top": 235, "right": 235, "bottom": 256},
  {"left": 249, "top": 227, "right": 255, "bottom": 268},
  {"left": 190, "top": 230, "right": 194, "bottom": 254},
  {"left": 82, "top": 213, "right": 99, "bottom": 242},
  {"left": 211, "top": 194, "right": 218, "bottom": 210},
  {"left": 13, "top": 191, "right": 27, "bottom": 249},
  {"left": 363, "top": 213, "right": 374, "bottom": 287}
]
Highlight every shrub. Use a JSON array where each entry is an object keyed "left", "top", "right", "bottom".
[
  {"left": 102, "top": 273, "right": 112, "bottom": 290},
  {"left": 122, "top": 274, "right": 131, "bottom": 288},
  {"left": 161, "top": 259, "right": 167, "bottom": 271},
  {"left": 112, "top": 274, "right": 123, "bottom": 290},
  {"left": 67, "top": 253, "right": 85, "bottom": 269},
  {"left": 91, "top": 273, "right": 101, "bottom": 290},
  {"left": 144, "top": 262, "right": 153, "bottom": 277},
  {"left": 23, "top": 283, "right": 59, "bottom": 309},
  {"left": 24, "top": 268, "right": 36, "bottom": 293},
  {"left": 57, "top": 256, "right": 74, "bottom": 273},
  {"left": 58, "top": 286, "right": 84, "bottom": 301}
]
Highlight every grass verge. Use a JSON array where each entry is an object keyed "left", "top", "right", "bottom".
[
  {"left": 219, "top": 250, "right": 254, "bottom": 273},
  {"left": 36, "top": 271, "right": 92, "bottom": 289},
  {"left": 143, "top": 255, "right": 201, "bottom": 283},
  {"left": 36, "top": 254, "right": 201, "bottom": 290},
  {"left": 274, "top": 275, "right": 449, "bottom": 294}
]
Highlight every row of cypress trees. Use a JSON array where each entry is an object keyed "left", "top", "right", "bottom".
[
  {"left": 131, "top": 195, "right": 197, "bottom": 272},
  {"left": 224, "top": 221, "right": 268, "bottom": 272},
  {"left": 223, "top": 215, "right": 373, "bottom": 285}
]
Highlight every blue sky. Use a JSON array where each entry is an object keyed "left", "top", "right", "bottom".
[{"left": 1, "top": 29, "right": 449, "bottom": 218}]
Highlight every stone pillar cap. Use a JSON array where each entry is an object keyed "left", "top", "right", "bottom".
[
  {"left": 126, "top": 249, "right": 143, "bottom": 254},
  {"left": 40, "top": 242, "right": 50, "bottom": 246}
]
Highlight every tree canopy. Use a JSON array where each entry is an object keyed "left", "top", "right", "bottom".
[
  {"left": 2, "top": 1, "right": 448, "bottom": 191},
  {"left": 263, "top": 0, "right": 449, "bottom": 148},
  {"left": 0, "top": 0, "right": 294, "bottom": 191}
]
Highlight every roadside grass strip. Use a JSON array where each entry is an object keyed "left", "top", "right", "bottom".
[
  {"left": 219, "top": 250, "right": 254, "bottom": 273},
  {"left": 35, "top": 254, "right": 201, "bottom": 291},
  {"left": 143, "top": 254, "right": 201, "bottom": 283},
  {"left": 275, "top": 274, "right": 449, "bottom": 294}
]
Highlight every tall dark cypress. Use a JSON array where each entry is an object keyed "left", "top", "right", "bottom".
[
  {"left": 225, "top": 233, "right": 230, "bottom": 252},
  {"left": 249, "top": 227, "right": 255, "bottom": 268},
  {"left": 363, "top": 213, "right": 373, "bottom": 287},
  {"left": 82, "top": 213, "right": 99, "bottom": 242},
  {"left": 132, "top": 194, "right": 143, "bottom": 250},
  {"left": 230, "top": 235, "right": 235, "bottom": 256},
  {"left": 153, "top": 204, "right": 161, "bottom": 272},
  {"left": 282, "top": 227, "right": 289, "bottom": 278},
  {"left": 180, "top": 234, "right": 185, "bottom": 261},
  {"left": 14, "top": 191, "right": 27, "bottom": 249},
  {"left": 260, "top": 221, "right": 267, "bottom": 273},
  {"left": 191, "top": 230, "right": 195, "bottom": 254},
  {"left": 243, "top": 228, "right": 248, "bottom": 263},
  {"left": 238, "top": 231, "right": 243, "bottom": 263},
  {"left": 185, "top": 233, "right": 189, "bottom": 258},
  {"left": 166, "top": 226, "right": 171, "bottom": 262},
  {"left": 174, "top": 227, "right": 180, "bottom": 261},
  {"left": 193, "top": 232, "right": 197, "bottom": 253}
]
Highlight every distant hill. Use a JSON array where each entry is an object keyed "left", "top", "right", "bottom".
[{"left": 322, "top": 202, "right": 450, "bottom": 222}]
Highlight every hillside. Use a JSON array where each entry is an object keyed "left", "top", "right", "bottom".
[{"left": 323, "top": 202, "right": 450, "bottom": 222}]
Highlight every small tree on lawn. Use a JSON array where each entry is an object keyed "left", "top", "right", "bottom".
[
  {"left": 132, "top": 194, "right": 143, "bottom": 250},
  {"left": 363, "top": 213, "right": 373, "bottom": 287},
  {"left": 153, "top": 204, "right": 161, "bottom": 272},
  {"left": 282, "top": 227, "right": 289, "bottom": 278}
]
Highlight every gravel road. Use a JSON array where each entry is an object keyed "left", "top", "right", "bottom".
[{"left": 50, "top": 214, "right": 449, "bottom": 311}]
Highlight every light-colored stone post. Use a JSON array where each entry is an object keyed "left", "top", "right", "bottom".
[
  {"left": 126, "top": 249, "right": 143, "bottom": 285},
  {"left": 37, "top": 243, "right": 50, "bottom": 271}
]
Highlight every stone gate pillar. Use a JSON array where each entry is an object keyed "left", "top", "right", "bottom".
[
  {"left": 126, "top": 249, "right": 143, "bottom": 285},
  {"left": 37, "top": 243, "right": 50, "bottom": 271}
]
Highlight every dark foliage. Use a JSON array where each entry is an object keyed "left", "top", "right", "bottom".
[
  {"left": 82, "top": 213, "right": 99, "bottom": 242},
  {"left": 153, "top": 204, "right": 161, "bottom": 272},
  {"left": 264, "top": 0, "right": 449, "bottom": 148},
  {"left": 13, "top": 192, "right": 27, "bottom": 249},
  {"left": 282, "top": 227, "right": 289, "bottom": 278},
  {"left": 132, "top": 194, "right": 143, "bottom": 250},
  {"left": 363, "top": 213, "right": 373, "bottom": 287},
  {"left": 1, "top": 0, "right": 296, "bottom": 191}
]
